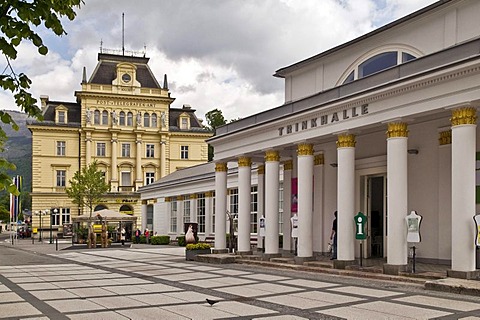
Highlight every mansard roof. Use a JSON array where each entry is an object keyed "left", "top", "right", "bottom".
[{"left": 29, "top": 100, "right": 81, "bottom": 127}]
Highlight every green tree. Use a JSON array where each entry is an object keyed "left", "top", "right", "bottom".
[
  {"left": 205, "top": 109, "right": 227, "bottom": 161},
  {"left": 0, "top": 0, "right": 82, "bottom": 193},
  {"left": 66, "top": 161, "right": 109, "bottom": 248}
]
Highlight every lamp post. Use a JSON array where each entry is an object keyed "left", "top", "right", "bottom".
[
  {"left": 34, "top": 210, "right": 45, "bottom": 242},
  {"left": 50, "top": 208, "right": 57, "bottom": 244}
]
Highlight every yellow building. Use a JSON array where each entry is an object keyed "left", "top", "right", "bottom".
[{"left": 28, "top": 52, "right": 212, "bottom": 240}]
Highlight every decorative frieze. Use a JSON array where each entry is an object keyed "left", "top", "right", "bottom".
[
  {"left": 165, "top": 197, "right": 171, "bottom": 202},
  {"left": 314, "top": 154, "right": 324, "bottom": 165},
  {"left": 438, "top": 130, "right": 452, "bottom": 145},
  {"left": 386, "top": 122, "right": 408, "bottom": 138},
  {"left": 265, "top": 150, "right": 280, "bottom": 162},
  {"left": 283, "top": 160, "right": 293, "bottom": 171},
  {"left": 257, "top": 165, "right": 265, "bottom": 174},
  {"left": 297, "top": 143, "right": 314, "bottom": 156},
  {"left": 215, "top": 162, "right": 227, "bottom": 172},
  {"left": 336, "top": 133, "right": 356, "bottom": 148},
  {"left": 238, "top": 156, "right": 252, "bottom": 167},
  {"left": 205, "top": 191, "right": 214, "bottom": 197},
  {"left": 451, "top": 107, "right": 477, "bottom": 126}
]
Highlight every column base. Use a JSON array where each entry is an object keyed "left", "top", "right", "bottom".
[
  {"left": 333, "top": 260, "right": 356, "bottom": 270},
  {"left": 237, "top": 250, "right": 252, "bottom": 256},
  {"left": 447, "top": 269, "right": 480, "bottom": 280},
  {"left": 212, "top": 249, "right": 229, "bottom": 254},
  {"left": 383, "top": 264, "right": 408, "bottom": 275},
  {"left": 294, "top": 256, "right": 315, "bottom": 264},
  {"left": 261, "top": 253, "right": 282, "bottom": 261},
  {"left": 257, "top": 247, "right": 265, "bottom": 253}
]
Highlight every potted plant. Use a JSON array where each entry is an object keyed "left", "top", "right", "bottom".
[{"left": 185, "top": 243, "right": 211, "bottom": 261}]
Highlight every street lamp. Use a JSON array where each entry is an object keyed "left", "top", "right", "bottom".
[
  {"left": 50, "top": 208, "right": 57, "bottom": 244},
  {"left": 34, "top": 210, "right": 46, "bottom": 242}
]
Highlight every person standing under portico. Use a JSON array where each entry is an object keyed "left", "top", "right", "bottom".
[{"left": 330, "top": 211, "right": 337, "bottom": 260}]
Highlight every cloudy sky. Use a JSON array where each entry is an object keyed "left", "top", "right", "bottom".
[{"left": 2, "top": 0, "right": 437, "bottom": 122}]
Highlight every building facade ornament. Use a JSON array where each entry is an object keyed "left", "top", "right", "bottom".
[
  {"left": 238, "top": 156, "right": 252, "bottom": 167},
  {"left": 297, "top": 143, "right": 314, "bottom": 156},
  {"left": 205, "top": 191, "right": 214, "bottom": 197},
  {"left": 265, "top": 150, "right": 280, "bottom": 162},
  {"left": 283, "top": 160, "right": 293, "bottom": 171},
  {"left": 257, "top": 165, "right": 265, "bottom": 174},
  {"left": 336, "top": 133, "right": 356, "bottom": 148},
  {"left": 386, "top": 122, "right": 408, "bottom": 138},
  {"left": 215, "top": 162, "right": 227, "bottom": 172},
  {"left": 314, "top": 154, "right": 324, "bottom": 165},
  {"left": 451, "top": 107, "right": 477, "bottom": 126},
  {"left": 438, "top": 130, "right": 452, "bottom": 145}
]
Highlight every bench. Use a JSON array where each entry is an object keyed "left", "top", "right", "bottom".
[{"left": 202, "top": 236, "right": 257, "bottom": 249}]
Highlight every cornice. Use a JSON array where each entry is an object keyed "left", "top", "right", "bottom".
[{"left": 76, "top": 91, "right": 175, "bottom": 104}]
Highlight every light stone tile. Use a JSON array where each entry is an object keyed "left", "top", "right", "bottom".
[
  {"left": 30, "top": 289, "right": 79, "bottom": 300},
  {"left": 46, "top": 299, "right": 106, "bottom": 313},
  {"left": 343, "top": 301, "right": 451, "bottom": 319},
  {"left": 241, "top": 274, "right": 291, "bottom": 281},
  {"left": 136, "top": 283, "right": 183, "bottom": 293},
  {"left": 67, "top": 310, "right": 130, "bottom": 320},
  {"left": 19, "top": 282, "right": 59, "bottom": 291},
  {"left": 278, "top": 279, "right": 337, "bottom": 289},
  {"left": 212, "top": 301, "right": 277, "bottom": 317},
  {"left": 162, "top": 304, "right": 236, "bottom": 320},
  {"left": 459, "top": 317, "right": 480, "bottom": 320},
  {"left": 182, "top": 265, "right": 220, "bottom": 272},
  {"left": 110, "top": 277, "right": 153, "bottom": 285},
  {"left": 240, "top": 283, "right": 305, "bottom": 294},
  {"left": 103, "top": 285, "right": 150, "bottom": 295},
  {"left": 83, "top": 279, "right": 125, "bottom": 287},
  {"left": 86, "top": 296, "right": 148, "bottom": 309},
  {"left": 212, "top": 276, "right": 258, "bottom": 286},
  {"left": 119, "top": 306, "right": 189, "bottom": 320},
  {"left": 253, "top": 316, "right": 309, "bottom": 320},
  {"left": 181, "top": 278, "right": 238, "bottom": 289},
  {"left": 156, "top": 272, "right": 220, "bottom": 282},
  {"left": 0, "top": 285, "right": 10, "bottom": 292},
  {"left": 50, "top": 281, "right": 95, "bottom": 289},
  {"left": 66, "top": 287, "right": 118, "bottom": 298},
  {"left": 394, "top": 295, "right": 480, "bottom": 311},
  {"left": 38, "top": 275, "right": 75, "bottom": 282},
  {"left": 215, "top": 285, "right": 274, "bottom": 297},
  {"left": 127, "top": 293, "right": 186, "bottom": 305},
  {"left": 151, "top": 268, "right": 191, "bottom": 276},
  {"left": 163, "top": 291, "right": 221, "bottom": 303},
  {"left": 6, "top": 276, "right": 44, "bottom": 283},
  {"left": 210, "top": 269, "right": 252, "bottom": 276},
  {"left": 0, "top": 292, "right": 23, "bottom": 303},
  {"left": 0, "top": 266, "right": 16, "bottom": 271},
  {"left": 259, "top": 294, "right": 331, "bottom": 309},
  {"left": 292, "top": 291, "right": 365, "bottom": 304},
  {"left": 319, "top": 306, "right": 413, "bottom": 320},
  {"left": 328, "top": 286, "right": 405, "bottom": 298},
  {"left": 0, "top": 301, "right": 42, "bottom": 318}
]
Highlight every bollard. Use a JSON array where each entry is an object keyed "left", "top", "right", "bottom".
[
  {"left": 360, "top": 242, "right": 363, "bottom": 267},
  {"left": 56, "top": 237, "right": 58, "bottom": 251},
  {"left": 412, "top": 245, "right": 416, "bottom": 273},
  {"left": 32, "top": 235, "right": 34, "bottom": 244}
]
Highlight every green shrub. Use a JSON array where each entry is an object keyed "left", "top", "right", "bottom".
[
  {"left": 177, "top": 235, "right": 186, "bottom": 246},
  {"left": 136, "top": 235, "right": 146, "bottom": 244},
  {"left": 151, "top": 235, "right": 170, "bottom": 245},
  {"left": 186, "top": 243, "right": 211, "bottom": 250},
  {"left": 74, "top": 226, "right": 88, "bottom": 240}
]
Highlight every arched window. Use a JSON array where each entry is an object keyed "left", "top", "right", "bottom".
[
  {"left": 102, "top": 110, "right": 108, "bottom": 125},
  {"left": 119, "top": 111, "right": 126, "bottom": 126},
  {"left": 120, "top": 204, "right": 133, "bottom": 215},
  {"left": 94, "top": 204, "right": 108, "bottom": 211},
  {"left": 94, "top": 110, "right": 100, "bottom": 124},
  {"left": 127, "top": 112, "right": 133, "bottom": 126},
  {"left": 144, "top": 112, "right": 150, "bottom": 127},
  {"left": 151, "top": 113, "right": 157, "bottom": 127}
]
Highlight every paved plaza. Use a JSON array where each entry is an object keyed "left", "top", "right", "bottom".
[{"left": 0, "top": 244, "right": 480, "bottom": 319}]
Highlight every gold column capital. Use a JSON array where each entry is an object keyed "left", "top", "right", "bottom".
[
  {"left": 190, "top": 194, "right": 197, "bottom": 199},
  {"left": 257, "top": 165, "right": 265, "bottom": 175},
  {"left": 238, "top": 156, "right": 252, "bottom": 167},
  {"left": 165, "top": 197, "right": 171, "bottom": 202},
  {"left": 265, "top": 150, "right": 280, "bottom": 162},
  {"left": 314, "top": 154, "right": 324, "bottom": 165},
  {"left": 451, "top": 107, "right": 477, "bottom": 126},
  {"left": 297, "top": 143, "right": 314, "bottom": 156},
  {"left": 215, "top": 162, "right": 227, "bottom": 172},
  {"left": 337, "top": 133, "right": 356, "bottom": 148},
  {"left": 176, "top": 195, "right": 183, "bottom": 201},
  {"left": 283, "top": 160, "right": 293, "bottom": 171},
  {"left": 386, "top": 122, "right": 408, "bottom": 138},
  {"left": 205, "top": 191, "right": 214, "bottom": 197},
  {"left": 438, "top": 130, "right": 452, "bottom": 145}
]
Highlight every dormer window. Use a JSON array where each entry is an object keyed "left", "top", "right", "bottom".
[
  {"left": 179, "top": 113, "right": 190, "bottom": 130},
  {"left": 55, "top": 106, "right": 68, "bottom": 124}
]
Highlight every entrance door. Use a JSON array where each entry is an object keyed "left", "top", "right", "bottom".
[{"left": 366, "top": 175, "right": 386, "bottom": 258}]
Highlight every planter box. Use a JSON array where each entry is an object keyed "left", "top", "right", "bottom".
[{"left": 185, "top": 249, "right": 211, "bottom": 261}]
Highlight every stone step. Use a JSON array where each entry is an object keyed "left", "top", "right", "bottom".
[
  {"left": 271, "top": 257, "right": 295, "bottom": 264},
  {"left": 346, "top": 265, "right": 383, "bottom": 273},
  {"left": 239, "top": 255, "right": 262, "bottom": 261},
  {"left": 399, "top": 271, "right": 446, "bottom": 280},
  {"left": 304, "top": 261, "right": 333, "bottom": 268}
]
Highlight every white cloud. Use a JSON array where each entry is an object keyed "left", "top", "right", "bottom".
[{"left": 1, "top": 0, "right": 437, "bottom": 120}]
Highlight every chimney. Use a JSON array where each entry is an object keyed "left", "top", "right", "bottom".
[{"left": 40, "top": 95, "right": 49, "bottom": 112}]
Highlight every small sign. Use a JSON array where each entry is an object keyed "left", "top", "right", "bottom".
[
  {"left": 63, "top": 223, "right": 73, "bottom": 237},
  {"left": 354, "top": 212, "right": 367, "bottom": 240},
  {"left": 406, "top": 211, "right": 422, "bottom": 243},
  {"left": 259, "top": 216, "right": 265, "bottom": 237},
  {"left": 32, "top": 228, "right": 37, "bottom": 234},
  {"left": 291, "top": 214, "right": 299, "bottom": 238},
  {"left": 93, "top": 224, "right": 102, "bottom": 233}
]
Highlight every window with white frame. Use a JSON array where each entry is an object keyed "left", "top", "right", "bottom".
[
  {"left": 56, "top": 141, "right": 65, "bottom": 156},
  {"left": 212, "top": 195, "right": 216, "bottom": 233},
  {"left": 250, "top": 186, "right": 258, "bottom": 233},
  {"left": 279, "top": 182, "right": 284, "bottom": 234},
  {"left": 180, "top": 117, "right": 189, "bottom": 129},
  {"left": 121, "top": 143, "right": 130, "bottom": 157},
  {"left": 58, "top": 111, "right": 66, "bottom": 123},
  {"left": 180, "top": 145, "right": 189, "bottom": 159},
  {"left": 97, "top": 142, "right": 106, "bottom": 157},
  {"left": 102, "top": 110, "right": 108, "bottom": 125},
  {"left": 51, "top": 209, "right": 60, "bottom": 226},
  {"left": 146, "top": 144, "right": 155, "bottom": 158},
  {"left": 144, "top": 113, "right": 150, "bottom": 127},
  {"left": 61, "top": 208, "right": 70, "bottom": 225},
  {"left": 170, "top": 199, "right": 177, "bottom": 233},
  {"left": 229, "top": 189, "right": 238, "bottom": 215},
  {"left": 183, "top": 198, "right": 191, "bottom": 223},
  {"left": 151, "top": 113, "right": 157, "bottom": 127},
  {"left": 94, "top": 110, "right": 100, "bottom": 124},
  {"left": 56, "top": 170, "right": 66, "bottom": 187},
  {"left": 197, "top": 193, "right": 205, "bottom": 233},
  {"left": 119, "top": 111, "right": 126, "bottom": 125},
  {"left": 145, "top": 172, "right": 155, "bottom": 185},
  {"left": 127, "top": 112, "right": 133, "bottom": 126}
]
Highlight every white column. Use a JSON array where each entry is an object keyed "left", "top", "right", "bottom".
[
  {"left": 257, "top": 165, "right": 265, "bottom": 250},
  {"left": 141, "top": 201, "right": 147, "bottom": 231},
  {"left": 160, "top": 140, "right": 167, "bottom": 178},
  {"left": 238, "top": 157, "right": 252, "bottom": 253},
  {"left": 451, "top": 107, "right": 477, "bottom": 272},
  {"left": 111, "top": 135, "right": 118, "bottom": 190},
  {"left": 85, "top": 134, "right": 92, "bottom": 165},
  {"left": 265, "top": 150, "right": 280, "bottom": 254},
  {"left": 282, "top": 160, "right": 292, "bottom": 252},
  {"left": 313, "top": 154, "right": 324, "bottom": 253},
  {"left": 204, "top": 192, "right": 213, "bottom": 236},
  {"left": 297, "top": 143, "right": 314, "bottom": 258},
  {"left": 438, "top": 130, "right": 452, "bottom": 261},
  {"left": 386, "top": 123, "right": 408, "bottom": 267},
  {"left": 214, "top": 162, "right": 228, "bottom": 251},
  {"left": 337, "top": 134, "right": 355, "bottom": 261},
  {"left": 136, "top": 137, "right": 142, "bottom": 187}
]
